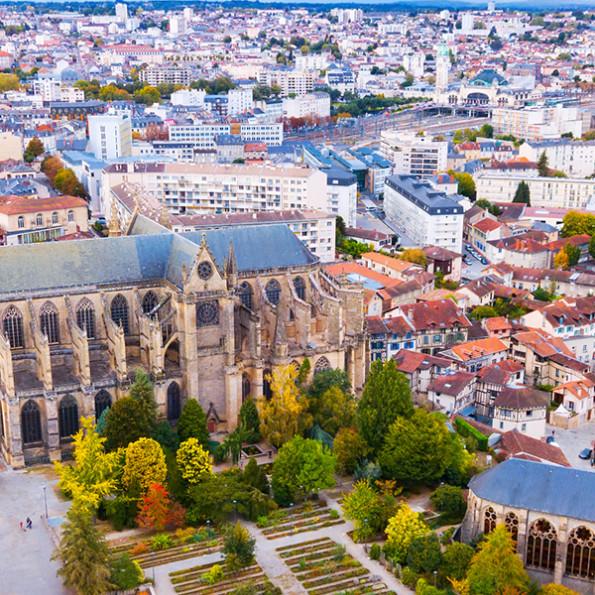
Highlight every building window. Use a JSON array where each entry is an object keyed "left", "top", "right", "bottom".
[
  {"left": 110, "top": 294, "right": 129, "bottom": 335},
  {"left": 239, "top": 282, "right": 253, "bottom": 310},
  {"left": 527, "top": 519, "right": 557, "bottom": 572},
  {"left": 263, "top": 369, "right": 273, "bottom": 401},
  {"left": 167, "top": 382, "right": 181, "bottom": 422},
  {"left": 566, "top": 526, "right": 595, "bottom": 579},
  {"left": 293, "top": 276, "right": 306, "bottom": 300},
  {"left": 36, "top": 213, "right": 43, "bottom": 226},
  {"left": 94, "top": 390, "right": 112, "bottom": 421},
  {"left": 265, "top": 279, "right": 281, "bottom": 306},
  {"left": 21, "top": 400, "right": 42, "bottom": 444},
  {"left": 484, "top": 507, "right": 497, "bottom": 534},
  {"left": 196, "top": 301, "right": 219, "bottom": 327},
  {"left": 17, "top": 216, "right": 24, "bottom": 229},
  {"left": 505, "top": 512, "right": 519, "bottom": 550},
  {"left": 52, "top": 212, "right": 58, "bottom": 224},
  {"left": 40, "top": 302, "right": 60, "bottom": 344},
  {"left": 76, "top": 299, "right": 95, "bottom": 339},
  {"left": 68, "top": 210, "right": 74, "bottom": 222},
  {"left": 3, "top": 306, "right": 24, "bottom": 348},
  {"left": 314, "top": 356, "right": 331, "bottom": 375},
  {"left": 242, "top": 373, "right": 251, "bottom": 403},
  {"left": 141, "top": 291, "right": 158, "bottom": 317},
  {"left": 58, "top": 395, "right": 79, "bottom": 439}
]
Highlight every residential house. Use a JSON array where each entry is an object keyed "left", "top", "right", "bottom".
[
  {"left": 456, "top": 278, "right": 496, "bottom": 308},
  {"left": 367, "top": 315, "right": 415, "bottom": 363},
  {"left": 482, "top": 316, "right": 513, "bottom": 338},
  {"left": 422, "top": 245, "right": 462, "bottom": 283},
  {"left": 551, "top": 378, "right": 595, "bottom": 424},
  {"left": 428, "top": 370, "right": 476, "bottom": 415},
  {"left": 494, "top": 429, "right": 571, "bottom": 467},
  {"left": 360, "top": 252, "right": 423, "bottom": 281},
  {"left": 546, "top": 234, "right": 591, "bottom": 268},
  {"left": 468, "top": 216, "right": 503, "bottom": 255},
  {"left": 475, "top": 359, "right": 526, "bottom": 421},
  {"left": 344, "top": 228, "right": 394, "bottom": 252},
  {"left": 441, "top": 336, "right": 509, "bottom": 373},
  {"left": 492, "top": 386, "right": 550, "bottom": 439},
  {"left": 393, "top": 348, "right": 453, "bottom": 401}
]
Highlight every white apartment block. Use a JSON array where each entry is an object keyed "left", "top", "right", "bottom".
[
  {"left": 325, "top": 169, "right": 357, "bottom": 228},
  {"left": 258, "top": 70, "right": 314, "bottom": 97},
  {"left": 88, "top": 114, "right": 132, "bottom": 161},
  {"left": 283, "top": 92, "right": 331, "bottom": 120},
  {"left": 170, "top": 89, "right": 206, "bottom": 107},
  {"left": 519, "top": 140, "right": 595, "bottom": 178},
  {"left": 474, "top": 172, "right": 595, "bottom": 210},
  {"left": 492, "top": 104, "right": 589, "bottom": 141},
  {"left": 169, "top": 123, "right": 283, "bottom": 148},
  {"left": 381, "top": 131, "right": 448, "bottom": 179},
  {"left": 228, "top": 88, "right": 254, "bottom": 116},
  {"left": 384, "top": 175, "right": 464, "bottom": 253},
  {"left": 101, "top": 162, "right": 327, "bottom": 217},
  {"left": 138, "top": 65, "right": 192, "bottom": 86}
]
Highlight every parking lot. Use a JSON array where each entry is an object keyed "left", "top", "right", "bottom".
[{"left": 547, "top": 420, "right": 595, "bottom": 471}]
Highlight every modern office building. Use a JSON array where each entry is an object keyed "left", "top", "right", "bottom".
[
  {"left": 88, "top": 114, "right": 132, "bottom": 161},
  {"left": 381, "top": 131, "right": 448, "bottom": 179}
]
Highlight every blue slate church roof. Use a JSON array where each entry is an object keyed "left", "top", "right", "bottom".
[{"left": 469, "top": 458, "right": 595, "bottom": 523}]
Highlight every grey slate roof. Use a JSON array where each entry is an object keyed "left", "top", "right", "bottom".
[
  {"left": 468, "top": 458, "right": 595, "bottom": 522},
  {"left": 0, "top": 216, "right": 317, "bottom": 298}
]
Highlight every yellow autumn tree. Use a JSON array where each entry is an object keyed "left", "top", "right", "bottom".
[
  {"left": 385, "top": 503, "right": 429, "bottom": 563},
  {"left": 258, "top": 365, "right": 308, "bottom": 448},
  {"left": 177, "top": 438, "right": 212, "bottom": 484},
  {"left": 554, "top": 250, "right": 569, "bottom": 270},
  {"left": 121, "top": 437, "right": 167, "bottom": 496}
]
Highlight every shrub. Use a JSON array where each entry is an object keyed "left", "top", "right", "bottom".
[
  {"left": 454, "top": 418, "right": 488, "bottom": 451},
  {"left": 329, "top": 509, "right": 339, "bottom": 519},
  {"left": 401, "top": 566, "right": 419, "bottom": 587},
  {"left": 332, "top": 543, "right": 347, "bottom": 561},
  {"left": 150, "top": 533, "right": 172, "bottom": 551},
  {"left": 370, "top": 543, "right": 381, "bottom": 560},
  {"left": 203, "top": 564, "right": 224, "bottom": 585},
  {"left": 130, "top": 542, "right": 149, "bottom": 556},
  {"left": 430, "top": 485, "right": 467, "bottom": 520}
]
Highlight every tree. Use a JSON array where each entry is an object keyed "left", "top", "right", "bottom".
[
  {"left": 258, "top": 365, "right": 307, "bottom": 448},
  {"left": 0, "top": 73, "right": 20, "bottom": 92},
  {"left": 466, "top": 525, "right": 530, "bottom": 595},
  {"left": 41, "top": 155, "right": 64, "bottom": 185},
  {"left": 53, "top": 167, "right": 88, "bottom": 199},
  {"left": 538, "top": 151, "right": 549, "bottom": 177},
  {"left": 430, "top": 484, "right": 467, "bottom": 518},
  {"left": 223, "top": 521, "right": 256, "bottom": 572},
  {"left": 357, "top": 359, "right": 414, "bottom": 454},
  {"left": 136, "top": 484, "right": 171, "bottom": 531},
  {"left": 474, "top": 199, "right": 500, "bottom": 216},
  {"left": 134, "top": 85, "right": 160, "bottom": 105},
  {"left": 513, "top": 181, "right": 531, "bottom": 205},
  {"left": 379, "top": 409, "right": 465, "bottom": 485},
  {"left": 177, "top": 438, "right": 212, "bottom": 484},
  {"left": 554, "top": 251, "right": 570, "bottom": 270},
  {"left": 453, "top": 172, "right": 476, "bottom": 200},
  {"left": 121, "top": 437, "right": 167, "bottom": 497},
  {"left": 109, "top": 553, "right": 143, "bottom": 591},
  {"left": 384, "top": 504, "right": 429, "bottom": 564},
  {"left": 130, "top": 368, "right": 157, "bottom": 429},
  {"left": 406, "top": 532, "right": 442, "bottom": 574},
  {"left": 441, "top": 542, "right": 475, "bottom": 581},
  {"left": 561, "top": 212, "right": 595, "bottom": 238},
  {"left": 242, "top": 456, "right": 269, "bottom": 495},
  {"left": 53, "top": 508, "right": 114, "bottom": 595},
  {"left": 342, "top": 479, "right": 384, "bottom": 539},
  {"left": 271, "top": 436, "right": 336, "bottom": 502},
  {"left": 333, "top": 427, "right": 370, "bottom": 475},
  {"left": 104, "top": 396, "right": 152, "bottom": 451},
  {"left": 24, "top": 137, "right": 45, "bottom": 162},
  {"left": 54, "top": 416, "right": 118, "bottom": 514},
  {"left": 239, "top": 398, "right": 260, "bottom": 442},
  {"left": 540, "top": 586, "right": 580, "bottom": 595},
  {"left": 177, "top": 399, "right": 210, "bottom": 446},
  {"left": 152, "top": 420, "right": 180, "bottom": 451},
  {"left": 564, "top": 242, "right": 581, "bottom": 267},
  {"left": 399, "top": 248, "right": 427, "bottom": 267},
  {"left": 469, "top": 306, "right": 498, "bottom": 320},
  {"left": 478, "top": 124, "right": 493, "bottom": 138},
  {"left": 453, "top": 130, "right": 463, "bottom": 143},
  {"left": 588, "top": 235, "right": 595, "bottom": 260},
  {"left": 310, "top": 385, "right": 356, "bottom": 436}
]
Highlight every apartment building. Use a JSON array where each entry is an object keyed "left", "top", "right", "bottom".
[
  {"left": 384, "top": 175, "right": 464, "bottom": 253},
  {"left": 228, "top": 88, "right": 254, "bottom": 116},
  {"left": 258, "top": 69, "right": 314, "bottom": 97},
  {"left": 491, "top": 104, "right": 588, "bottom": 141},
  {"left": 101, "top": 162, "right": 327, "bottom": 217},
  {"left": 380, "top": 131, "right": 448, "bottom": 179},
  {"left": 474, "top": 172, "right": 595, "bottom": 210},
  {"left": 324, "top": 168, "right": 357, "bottom": 227},
  {"left": 88, "top": 114, "right": 132, "bottom": 161},
  {"left": 169, "top": 123, "right": 283, "bottom": 148},
  {"left": 138, "top": 65, "right": 192, "bottom": 86},
  {"left": 519, "top": 139, "right": 595, "bottom": 178},
  {"left": 0, "top": 195, "right": 88, "bottom": 245},
  {"left": 283, "top": 92, "right": 331, "bottom": 120}
]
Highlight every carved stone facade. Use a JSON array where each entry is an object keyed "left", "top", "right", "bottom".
[
  {"left": 0, "top": 215, "right": 366, "bottom": 468},
  {"left": 461, "top": 459, "right": 595, "bottom": 594}
]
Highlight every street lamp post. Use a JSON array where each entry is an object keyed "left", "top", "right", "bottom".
[
  {"left": 151, "top": 552, "right": 156, "bottom": 585},
  {"left": 434, "top": 570, "right": 438, "bottom": 588},
  {"left": 290, "top": 502, "right": 294, "bottom": 532},
  {"left": 233, "top": 500, "right": 237, "bottom": 523},
  {"left": 43, "top": 486, "right": 48, "bottom": 519},
  {"left": 439, "top": 481, "right": 445, "bottom": 514},
  {"left": 364, "top": 518, "right": 368, "bottom": 553}
]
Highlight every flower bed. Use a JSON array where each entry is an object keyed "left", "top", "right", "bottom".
[
  {"left": 169, "top": 559, "right": 281, "bottom": 595},
  {"left": 261, "top": 503, "right": 344, "bottom": 539},
  {"left": 276, "top": 538, "right": 391, "bottom": 595}
]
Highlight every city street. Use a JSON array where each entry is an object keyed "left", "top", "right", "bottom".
[{"left": 547, "top": 421, "right": 595, "bottom": 471}]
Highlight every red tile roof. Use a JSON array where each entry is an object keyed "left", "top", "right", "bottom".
[{"left": 0, "top": 195, "right": 87, "bottom": 215}]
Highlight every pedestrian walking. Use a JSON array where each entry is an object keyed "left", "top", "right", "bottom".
[
  {"left": 19, "top": 521, "right": 24, "bottom": 532},
  {"left": 26, "top": 517, "right": 32, "bottom": 530}
]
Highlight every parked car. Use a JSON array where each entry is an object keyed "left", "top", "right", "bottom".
[
  {"left": 480, "top": 257, "right": 488, "bottom": 265},
  {"left": 578, "top": 448, "right": 593, "bottom": 460}
]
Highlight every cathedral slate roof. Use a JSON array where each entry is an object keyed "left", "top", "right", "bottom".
[
  {"left": 0, "top": 216, "right": 318, "bottom": 298},
  {"left": 468, "top": 458, "right": 595, "bottom": 522}
]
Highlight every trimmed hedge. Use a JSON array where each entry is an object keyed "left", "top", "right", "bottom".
[{"left": 454, "top": 418, "right": 488, "bottom": 451}]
